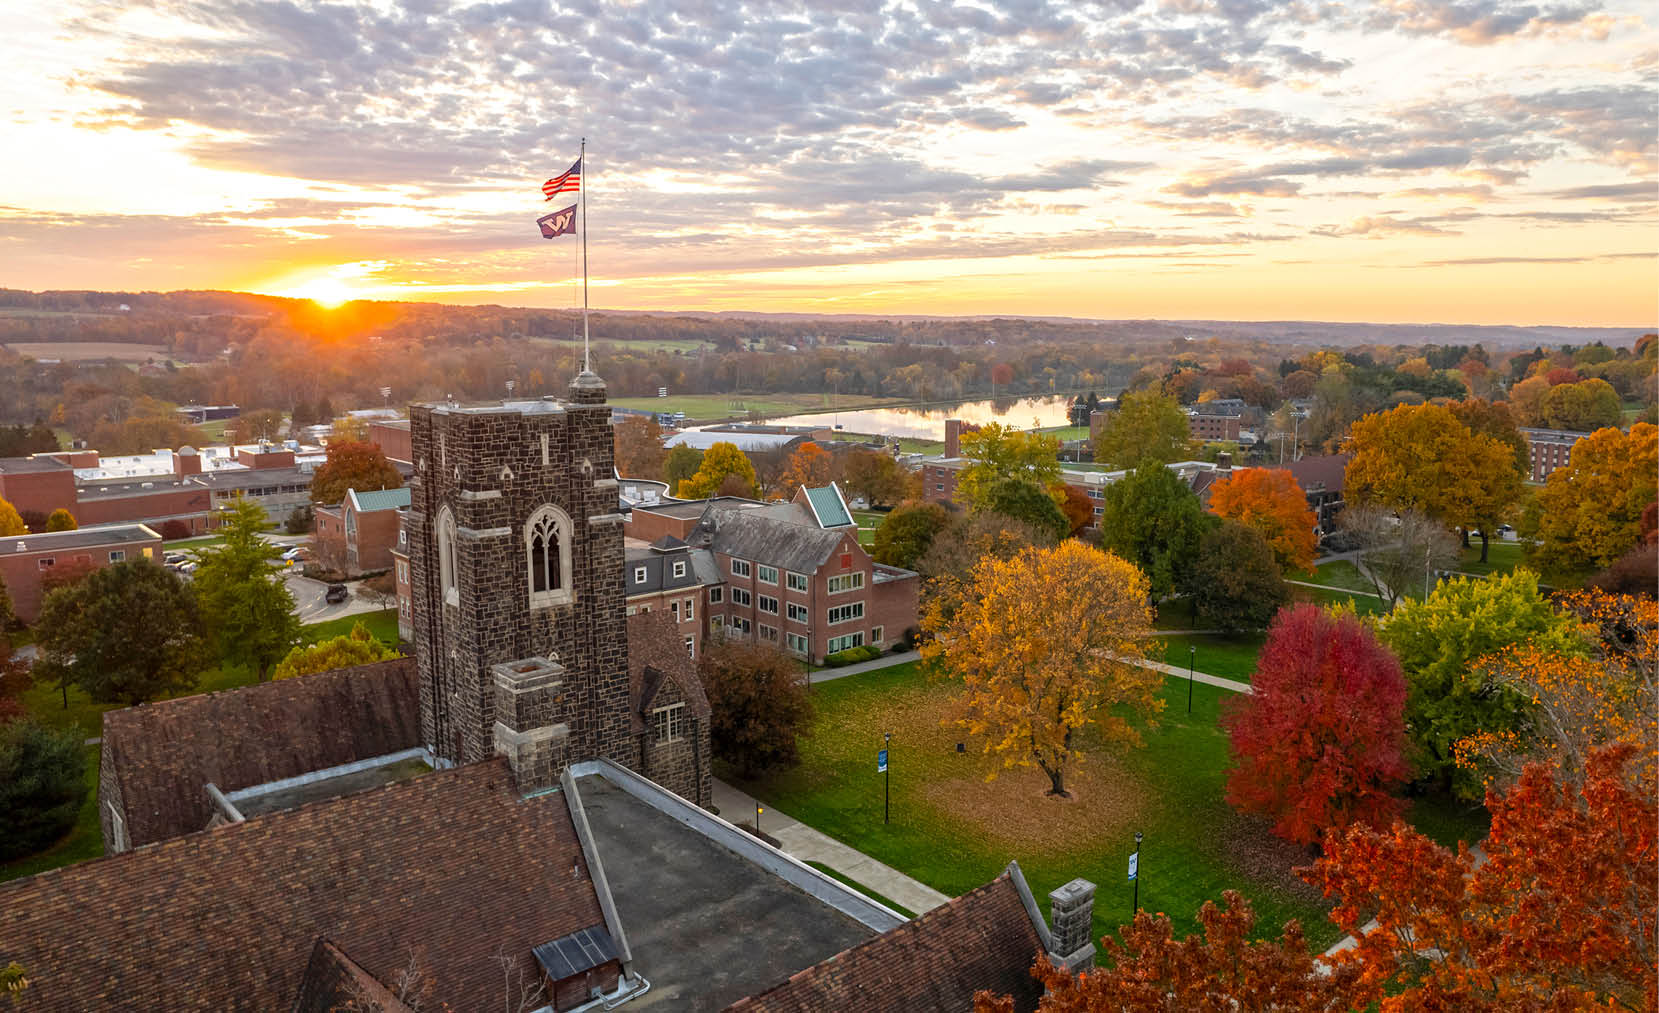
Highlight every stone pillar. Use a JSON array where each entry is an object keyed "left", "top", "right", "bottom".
[
  {"left": 1048, "top": 878, "right": 1096, "bottom": 973},
  {"left": 492, "top": 656, "right": 570, "bottom": 793},
  {"left": 944, "top": 419, "right": 962, "bottom": 458}
]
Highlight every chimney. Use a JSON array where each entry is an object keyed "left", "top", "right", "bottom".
[
  {"left": 1047, "top": 878, "right": 1097, "bottom": 973},
  {"left": 1216, "top": 451, "right": 1232, "bottom": 470},
  {"left": 492, "top": 656, "right": 570, "bottom": 793},
  {"left": 944, "top": 419, "right": 962, "bottom": 459},
  {"left": 174, "top": 447, "right": 201, "bottom": 476}
]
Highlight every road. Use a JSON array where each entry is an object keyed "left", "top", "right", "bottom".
[{"left": 283, "top": 571, "right": 388, "bottom": 624}]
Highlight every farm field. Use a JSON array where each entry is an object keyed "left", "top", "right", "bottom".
[{"left": 6, "top": 342, "right": 175, "bottom": 362}]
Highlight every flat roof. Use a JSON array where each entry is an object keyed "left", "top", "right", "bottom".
[
  {"left": 0, "top": 456, "right": 72, "bottom": 474},
  {"left": 0, "top": 524, "right": 159, "bottom": 555},
  {"left": 575, "top": 774, "right": 876, "bottom": 1010},
  {"left": 193, "top": 467, "right": 313, "bottom": 488}
]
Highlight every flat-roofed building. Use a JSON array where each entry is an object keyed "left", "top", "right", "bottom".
[{"left": 0, "top": 524, "right": 163, "bottom": 622}]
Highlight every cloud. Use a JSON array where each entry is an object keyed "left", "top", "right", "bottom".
[{"left": 1314, "top": 214, "right": 1457, "bottom": 237}]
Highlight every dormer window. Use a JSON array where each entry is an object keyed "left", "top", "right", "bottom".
[{"left": 526, "top": 504, "right": 573, "bottom": 608}]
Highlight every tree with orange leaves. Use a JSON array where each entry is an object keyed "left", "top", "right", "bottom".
[
  {"left": 973, "top": 890, "right": 1372, "bottom": 1013},
  {"left": 1205, "top": 467, "right": 1318, "bottom": 573},
  {"left": 1308, "top": 744, "right": 1657, "bottom": 1012},
  {"left": 778, "top": 442, "right": 835, "bottom": 501},
  {"left": 1523, "top": 422, "right": 1658, "bottom": 575}
]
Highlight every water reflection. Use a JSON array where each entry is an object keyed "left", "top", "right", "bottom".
[{"left": 736, "top": 395, "right": 1080, "bottom": 441}]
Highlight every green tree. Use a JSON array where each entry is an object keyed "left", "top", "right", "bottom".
[
  {"left": 1183, "top": 521, "right": 1288, "bottom": 632},
  {"left": 871, "top": 501, "right": 953, "bottom": 569},
  {"left": 1378, "top": 570, "right": 1583, "bottom": 795},
  {"left": 1094, "top": 389, "right": 1195, "bottom": 468},
  {"left": 956, "top": 423, "right": 1061, "bottom": 507},
  {"left": 663, "top": 445, "right": 704, "bottom": 490},
  {"left": 0, "top": 496, "right": 24, "bottom": 537},
  {"left": 1097, "top": 461, "right": 1214, "bottom": 602},
  {"left": 979, "top": 478, "right": 1069, "bottom": 543},
  {"left": 43, "top": 508, "right": 77, "bottom": 532},
  {"left": 308, "top": 439, "right": 401, "bottom": 506},
  {"left": 193, "top": 496, "right": 299, "bottom": 680},
  {"left": 677, "top": 441, "right": 757, "bottom": 499},
  {"left": 0, "top": 720, "right": 88, "bottom": 861},
  {"left": 34, "top": 560, "right": 210, "bottom": 706},
  {"left": 1542, "top": 378, "right": 1622, "bottom": 432},
  {"left": 272, "top": 621, "right": 399, "bottom": 680}
]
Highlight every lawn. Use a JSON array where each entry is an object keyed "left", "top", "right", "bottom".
[
  {"left": 1303, "top": 559, "right": 1376, "bottom": 594},
  {"left": 1159, "top": 633, "right": 1265, "bottom": 683},
  {"left": 1453, "top": 539, "right": 1528, "bottom": 577},
  {"left": 725, "top": 662, "right": 1344, "bottom": 950},
  {"left": 1291, "top": 585, "right": 1388, "bottom": 617},
  {"left": 826, "top": 432, "right": 945, "bottom": 455},
  {"left": 851, "top": 509, "right": 885, "bottom": 547},
  {"left": 0, "top": 744, "right": 103, "bottom": 884},
  {"left": 296, "top": 608, "right": 401, "bottom": 647}
]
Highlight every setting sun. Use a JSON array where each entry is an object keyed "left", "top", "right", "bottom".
[{"left": 282, "top": 276, "right": 355, "bottom": 308}]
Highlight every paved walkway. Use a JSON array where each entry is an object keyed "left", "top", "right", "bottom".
[
  {"left": 1125, "top": 656, "right": 1253, "bottom": 695},
  {"left": 805, "top": 648, "right": 919, "bottom": 686},
  {"left": 711, "top": 778, "right": 951, "bottom": 916}
]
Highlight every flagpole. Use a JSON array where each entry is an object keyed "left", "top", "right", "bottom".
[{"left": 580, "top": 137, "right": 590, "bottom": 374}]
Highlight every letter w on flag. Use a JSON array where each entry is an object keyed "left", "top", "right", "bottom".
[
  {"left": 537, "top": 204, "right": 577, "bottom": 239},
  {"left": 542, "top": 157, "right": 581, "bottom": 200}
]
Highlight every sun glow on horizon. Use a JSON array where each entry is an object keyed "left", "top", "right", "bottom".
[{"left": 280, "top": 275, "right": 356, "bottom": 308}]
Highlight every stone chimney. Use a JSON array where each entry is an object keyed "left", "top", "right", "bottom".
[
  {"left": 1216, "top": 451, "right": 1232, "bottom": 470},
  {"left": 492, "top": 656, "right": 570, "bottom": 793},
  {"left": 1047, "top": 878, "right": 1096, "bottom": 973},
  {"left": 944, "top": 419, "right": 963, "bottom": 459}
]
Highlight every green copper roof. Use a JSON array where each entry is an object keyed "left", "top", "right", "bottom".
[
  {"left": 804, "top": 484, "right": 853, "bottom": 529},
  {"left": 349, "top": 487, "right": 412, "bottom": 512}
]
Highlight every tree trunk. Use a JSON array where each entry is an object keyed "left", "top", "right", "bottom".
[
  {"left": 1460, "top": 527, "right": 1470, "bottom": 548},
  {"left": 1044, "top": 763, "right": 1068, "bottom": 798},
  {"left": 1479, "top": 529, "right": 1490, "bottom": 563}
]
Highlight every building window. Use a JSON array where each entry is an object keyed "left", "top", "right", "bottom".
[
  {"left": 757, "top": 564, "right": 778, "bottom": 584},
  {"left": 684, "top": 635, "right": 696, "bottom": 659},
  {"left": 871, "top": 625, "right": 884, "bottom": 644},
  {"left": 787, "top": 571, "right": 809, "bottom": 592},
  {"left": 684, "top": 596, "right": 695, "bottom": 621},
  {"left": 731, "top": 559, "right": 751, "bottom": 578},
  {"left": 108, "top": 550, "right": 125, "bottom": 563},
  {"left": 397, "top": 560, "right": 408, "bottom": 582},
  {"left": 730, "top": 616, "right": 751, "bottom": 635},
  {"left": 672, "top": 600, "right": 680, "bottom": 621},
  {"left": 827, "top": 572, "right": 865, "bottom": 594},
  {"left": 709, "top": 586, "right": 724, "bottom": 604},
  {"left": 37, "top": 557, "right": 55, "bottom": 570},
  {"left": 731, "top": 588, "right": 752, "bottom": 607},
  {"left": 634, "top": 566, "right": 649, "bottom": 584},
  {"left": 436, "top": 506, "right": 458, "bottom": 607},
  {"left": 828, "top": 632, "right": 865, "bottom": 654},
  {"left": 526, "top": 504, "right": 573, "bottom": 608},
  {"left": 827, "top": 601, "right": 865, "bottom": 625},
  {"left": 786, "top": 632, "right": 809, "bottom": 656},
  {"left": 345, "top": 508, "right": 356, "bottom": 538},
  {"left": 758, "top": 594, "right": 779, "bottom": 615},
  {"left": 787, "top": 602, "right": 809, "bottom": 623},
  {"left": 672, "top": 560, "right": 687, "bottom": 579},
  {"left": 653, "top": 702, "right": 685, "bottom": 743},
  {"left": 758, "top": 624, "right": 778, "bottom": 643}
]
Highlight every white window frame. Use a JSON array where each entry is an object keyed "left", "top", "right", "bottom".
[
  {"left": 37, "top": 557, "right": 55, "bottom": 570},
  {"left": 672, "top": 560, "right": 687, "bottom": 579},
  {"left": 683, "top": 596, "right": 695, "bottom": 621},
  {"left": 786, "top": 632, "right": 809, "bottom": 656},
  {"left": 757, "top": 594, "right": 778, "bottom": 615},
  {"left": 871, "top": 625, "right": 884, "bottom": 644},
  {"left": 684, "top": 635, "right": 696, "bottom": 659},
  {"left": 525, "top": 503, "right": 574, "bottom": 609},
  {"left": 634, "top": 565, "right": 649, "bottom": 584},
  {"left": 708, "top": 586, "right": 724, "bottom": 604},
  {"left": 787, "top": 602, "right": 809, "bottom": 623},
  {"left": 730, "top": 558, "right": 751, "bottom": 578},
  {"left": 108, "top": 550, "right": 125, "bottom": 563},
  {"left": 757, "top": 564, "right": 778, "bottom": 584},
  {"left": 828, "top": 631, "right": 865, "bottom": 654},
  {"left": 436, "top": 505, "right": 458, "bottom": 607},
  {"left": 787, "top": 571, "right": 809, "bottom": 593},
  {"left": 730, "top": 616, "right": 751, "bottom": 635},
  {"left": 653, "top": 702, "right": 685, "bottom": 744},
  {"left": 827, "top": 601, "right": 865, "bottom": 625},
  {"left": 731, "top": 588, "right": 752, "bottom": 607},
  {"left": 758, "top": 623, "right": 778, "bottom": 643},
  {"left": 671, "top": 600, "right": 680, "bottom": 621},
  {"left": 827, "top": 572, "right": 865, "bottom": 595}
]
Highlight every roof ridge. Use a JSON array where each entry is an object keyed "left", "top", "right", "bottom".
[{"left": 101, "top": 656, "right": 414, "bottom": 726}]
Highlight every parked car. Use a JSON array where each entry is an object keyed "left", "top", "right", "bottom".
[
  {"left": 163, "top": 552, "right": 187, "bottom": 566},
  {"left": 324, "top": 583, "right": 349, "bottom": 604},
  {"left": 280, "top": 547, "right": 304, "bottom": 562}
]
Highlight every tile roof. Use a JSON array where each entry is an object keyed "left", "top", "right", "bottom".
[
  {"left": 1284, "top": 453, "right": 1352, "bottom": 495},
  {"left": 0, "top": 524, "right": 160, "bottom": 555},
  {"left": 292, "top": 941, "right": 416, "bottom": 1013},
  {"left": 692, "top": 503, "right": 849, "bottom": 574},
  {"left": 627, "top": 610, "right": 710, "bottom": 734},
  {"left": 724, "top": 873, "right": 1046, "bottom": 1013},
  {"left": 347, "top": 486, "right": 413, "bottom": 512},
  {"left": 101, "top": 658, "right": 421, "bottom": 847},
  {"left": 0, "top": 760, "right": 606, "bottom": 1011}
]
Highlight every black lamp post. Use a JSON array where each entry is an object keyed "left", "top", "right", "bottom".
[
  {"left": 1187, "top": 644, "right": 1195, "bottom": 714},
  {"left": 1131, "top": 831, "right": 1144, "bottom": 913},
  {"left": 883, "top": 732, "right": 892, "bottom": 825}
]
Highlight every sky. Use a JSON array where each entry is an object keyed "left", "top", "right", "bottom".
[{"left": 0, "top": 0, "right": 1654, "bottom": 325}]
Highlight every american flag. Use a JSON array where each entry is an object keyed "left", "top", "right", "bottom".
[{"left": 542, "top": 157, "right": 581, "bottom": 200}]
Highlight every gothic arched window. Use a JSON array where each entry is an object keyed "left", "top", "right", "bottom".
[
  {"left": 525, "top": 504, "right": 573, "bottom": 608},
  {"left": 436, "top": 505, "right": 458, "bottom": 607}
]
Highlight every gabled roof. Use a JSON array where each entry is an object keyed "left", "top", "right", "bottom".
[
  {"left": 628, "top": 610, "right": 711, "bottom": 733},
  {"left": 292, "top": 941, "right": 416, "bottom": 1013},
  {"left": 693, "top": 502, "right": 851, "bottom": 574},
  {"left": 802, "top": 483, "right": 855, "bottom": 529},
  {"left": 724, "top": 872, "right": 1046, "bottom": 1013},
  {"left": 1284, "top": 453, "right": 1352, "bottom": 494},
  {"left": 347, "top": 486, "right": 413, "bottom": 513},
  {"left": 0, "top": 760, "right": 607, "bottom": 1010},
  {"left": 102, "top": 658, "right": 421, "bottom": 847}
]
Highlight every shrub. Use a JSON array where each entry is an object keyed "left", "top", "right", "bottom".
[
  {"left": 0, "top": 721, "right": 88, "bottom": 862},
  {"left": 157, "top": 519, "right": 191, "bottom": 540},
  {"left": 700, "top": 640, "right": 813, "bottom": 777}
]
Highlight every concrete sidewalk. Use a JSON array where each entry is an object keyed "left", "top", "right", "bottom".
[
  {"left": 1126, "top": 656, "right": 1253, "bottom": 695},
  {"left": 711, "top": 778, "right": 951, "bottom": 916},
  {"left": 805, "top": 648, "right": 919, "bottom": 686}
]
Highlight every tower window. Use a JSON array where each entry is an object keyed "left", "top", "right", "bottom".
[
  {"left": 525, "top": 504, "right": 573, "bottom": 608},
  {"left": 436, "top": 506, "right": 458, "bottom": 607}
]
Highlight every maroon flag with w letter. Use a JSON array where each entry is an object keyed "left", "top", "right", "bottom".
[{"left": 537, "top": 204, "right": 577, "bottom": 238}]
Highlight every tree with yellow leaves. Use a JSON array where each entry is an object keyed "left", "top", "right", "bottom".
[
  {"left": 955, "top": 422, "right": 1061, "bottom": 508},
  {"left": 1522, "top": 422, "right": 1658, "bottom": 575},
  {"left": 1344, "top": 402, "right": 1522, "bottom": 562},
  {"left": 919, "top": 540, "right": 1162, "bottom": 798},
  {"left": 778, "top": 442, "right": 835, "bottom": 501},
  {"left": 0, "top": 496, "right": 24, "bottom": 537},
  {"left": 676, "top": 441, "right": 758, "bottom": 499}
]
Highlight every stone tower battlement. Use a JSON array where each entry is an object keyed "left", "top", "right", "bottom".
[{"left": 405, "top": 372, "right": 631, "bottom": 768}]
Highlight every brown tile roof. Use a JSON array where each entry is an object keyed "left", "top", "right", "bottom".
[
  {"left": 723, "top": 873, "right": 1046, "bottom": 1013},
  {"left": 101, "top": 657, "right": 421, "bottom": 848},
  {"left": 627, "top": 610, "right": 710, "bottom": 734},
  {"left": 292, "top": 941, "right": 416, "bottom": 1013},
  {"left": 0, "top": 760, "right": 605, "bottom": 1011},
  {"left": 1285, "top": 453, "right": 1352, "bottom": 495}
]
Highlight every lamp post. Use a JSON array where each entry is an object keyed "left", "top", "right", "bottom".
[
  {"left": 1187, "top": 644, "right": 1195, "bottom": 714},
  {"left": 755, "top": 801, "right": 762, "bottom": 837},
  {"left": 883, "top": 731, "right": 892, "bottom": 825},
  {"left": 1131, "top": 831, "right": 1144, "bottom": 913}
]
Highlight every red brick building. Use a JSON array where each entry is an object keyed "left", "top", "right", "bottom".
[
  {"left": 0, "top": 524, "right": 163, "bottom": 622},
  {"left": 0, "top": 456, "right": 77, "bottom": 518},
  {"left": 313, "top": 486, "right": 411, "bottom": 576},
  {"left": 1519, "top": 426, "right": 1590, "bottom": 482}
]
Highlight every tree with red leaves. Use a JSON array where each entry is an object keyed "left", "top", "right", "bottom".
[
  {"left": 1308, "top": 744, "right": 1657, "bottom": 1012},
  {"left": 1222, "top": 603, "right": 1410, "bottom": 846},
  {"left": 973, "top": 890, "right": 1373, "bottom": 1013}
]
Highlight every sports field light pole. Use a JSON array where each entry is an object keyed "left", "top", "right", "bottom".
[{"left": 1187, "top": 644, "right": 1195, "bottom": 714}]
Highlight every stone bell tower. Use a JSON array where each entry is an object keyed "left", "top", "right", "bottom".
[{"left": 405, "top": 371, "right": 631, "bottom": 769}]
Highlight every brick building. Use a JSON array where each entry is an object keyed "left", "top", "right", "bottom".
[
  {"left": 624, "top": 534, "right": 717, "bottom": 660},
  {"left": 1186, "top": 398, "right": 1254, "bottom": 442},
  {"left": 313, "top": 486, "right": 411, "bottom": 576},
  {"left": 0, "top": 524, "right": 163, "bottom": 623},
  {"left": 1519, "top": 426, "right": 1590, "bottom": 482}
]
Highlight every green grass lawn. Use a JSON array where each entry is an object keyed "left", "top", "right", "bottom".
[
  {"left": 1303, "top": 559, "right": 1376, "bottom": 594},
  {"left": 1153, "top": 597, "right": 1200, "bottom": 631},
  {"left": 851, "top": 509, "right": 885, "bottom": 547},
  {"left": 1290, "top": 585, "right": 1388, "bottom": 616},
  {"left": 826, "top": 432, "right": 945, "bottom": 454},
  {"left": 1159, "top": 634, "right": 1265, "bottom": 682},
  {"left": 1453, "top": 539, "right": 1528, "bottom": 577},
  {"left": 805, "top": 861, "right": 918, "bottom": 919},
  {"left": 0, "top": 744, "right": 103, "bottom": 884},
  {"left": 296, "top": 608, "right": 400, "bottom": 647},
  {"left": 726, "top": 662, "right": 1344, "bottom": 950},
  {"left": 1038, "top": 425, "right": 1090, "bottom": 441},
  {"left": 164, "top": 534, "right": 226, "bottom": 550}
]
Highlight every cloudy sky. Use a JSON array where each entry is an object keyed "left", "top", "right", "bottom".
[{"left": 1, "top": 0, "right": 1654, "bottom": 324}]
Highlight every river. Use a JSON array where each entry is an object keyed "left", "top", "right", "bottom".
[{"left": 743, "top": 394, "right": 1082, "bottom": 441}]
